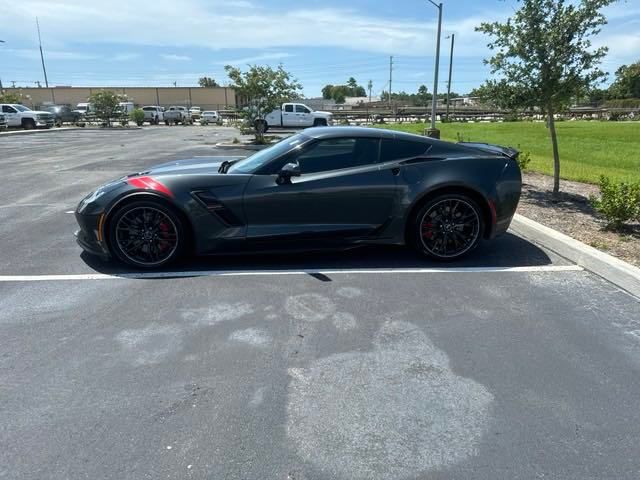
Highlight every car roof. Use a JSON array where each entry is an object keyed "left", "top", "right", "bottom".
[{"left": 303, "top": 126, "right": 433, "bottom": 144}]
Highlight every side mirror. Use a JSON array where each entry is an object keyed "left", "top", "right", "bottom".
[{"left": 276, "top": 162, "right": 301, "bottom": 185}]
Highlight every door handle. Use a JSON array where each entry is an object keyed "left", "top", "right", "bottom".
[{"left": 391, "top": 167, "right": 401, "bottom": 176}]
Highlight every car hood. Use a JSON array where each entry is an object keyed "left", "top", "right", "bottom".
[
  {"left": 30, "top": 110, "right": 54, "bottom": 115},
  {"left": 314, "top": 110, "right": 332, "bottom": 117},
  {"left": 141, "top": 156, "right": 247, "bottom": 176}
]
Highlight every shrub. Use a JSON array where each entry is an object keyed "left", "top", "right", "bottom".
[
  {"left": 590, "top": 176, "right": 640, "bottom": 229},
  {"left": 130, "top": 108, "right": 145, "bottom": 126},
  {"left": 516, "top": 147, "right": 531, "bottom": 171}
]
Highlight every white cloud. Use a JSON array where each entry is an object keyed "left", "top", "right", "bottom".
[
  {"left": 8, "top": 48, "right": 98, "bottom": 60},
  {"left": 0, "top": 0, "right": 482, "bottom": 57},
  {"left": 112, "top": 53, "right": 140, "bottom": 61},
  {"left": 217, "top": 52, "right": 294, "bottom": 65},
  {"left": 161, "top": 54, "right": 192, "bottom": 61}
]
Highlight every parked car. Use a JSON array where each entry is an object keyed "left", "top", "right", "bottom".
[
  {"left": 189, "top": 106, "right": 202, "bottom": 120},
  {"left": 164, "top": 106, "right": 192, "bottom": 125},
  {"left": 200, "top": 110, "right": 221, "bottom": 125},
  {"left": 257, "top": 102, "right": 333, "bottom": 132},
  {"left": 42, "top": 105, "right": 82, "bottom": 126},
  {"left": 0, "top": 113, "right": 7, "bottom": 130},
  {"left": 117, "top": 102, "right": 135, "bottom": 114},
  {"left": 74, "top": 103, "right": 92, "bottom": 116},
  {"left": 141, "top": 106, "right": 165, "bottom": 125},
  {"left": 0, "top": 104, "right": 54, "bottom": 129},
  {"left": 75, "top": 126, "right": 522, "bottom": 268}
]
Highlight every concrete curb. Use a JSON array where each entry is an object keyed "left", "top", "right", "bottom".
[{"left": 510, "top": 213, "right": 640, "bottom": 298}]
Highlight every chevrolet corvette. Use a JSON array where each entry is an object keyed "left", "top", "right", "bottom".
[{"left": 75, "top": 127, "right": 521, "bottom": 268}]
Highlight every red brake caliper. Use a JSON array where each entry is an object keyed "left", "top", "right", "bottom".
[
  {"left": 422, "top": 222, "right": 434, "bottom": 239},
  {"left": 158, "top": 220, "right": 170, "bottom": 252}
]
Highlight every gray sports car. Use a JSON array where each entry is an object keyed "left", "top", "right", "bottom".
[{"left": 75, "top": 127, "right": 522, "bottom": 268}]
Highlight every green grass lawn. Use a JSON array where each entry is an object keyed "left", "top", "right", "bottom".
[{"left": 377, "top": 121, "right": 640, "bottom": 184}]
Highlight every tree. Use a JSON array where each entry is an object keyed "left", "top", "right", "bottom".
[
  {"left": 88, "top": 90, "right": 125, "bottom": 126},
  {"left": 417, "top": 85, "right": 430, "bottom": 106},
  {"left": 0, "top": 90, "right": 24, "bottom": 103},
  {"left": 476, "top": 0, "right": 614, "bottom": 195},
  {"left": 225, "top": 64, "right": 302, "bottom": 142},
  {"left": 608, "top": 61, "right": 640, "bottom": 99},
  {"left": 347, "top": 77, "right": 358, "bottom": 90},
  {"left": 321, "top": 84, "right": 334, "bottom": 100},
  {"left": 198, "top": 76, "right": 219, "bottom": 88}
]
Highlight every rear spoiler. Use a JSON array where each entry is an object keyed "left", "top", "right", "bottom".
[{"left": 457, "top": 142, "right": 519, "bottom": 160}]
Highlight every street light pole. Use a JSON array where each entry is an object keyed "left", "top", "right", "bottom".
[
  {"left": 445, "top": 33, "right": 455, "bottom": 123},
  {"left": 426, "top": 1, "right": 442, "bottom": 139},
  {"left": 0, "top": 40, "right": 5, "bottom": 90}
]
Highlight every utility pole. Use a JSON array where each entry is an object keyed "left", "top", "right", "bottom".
[
  {"left": 388, "top": 56, "right": 393, "bottom": 111},
  {"left": 36, "top": 17, "right": 49, "bottom": 88},
  {"left": 426, "top": 1, "right": 442, "bottom": 138},
  {"left": 445, "top": 33, "right": 455, "bottom": 123},
  {"left": 367, "top": 79, "right": 373, "bottom": 103},
  {"left": 0, "top": 39, "right": 5, "bottom": 89},
  {"left": 11, "top": 81, "right": 16, "bottom": 88}
]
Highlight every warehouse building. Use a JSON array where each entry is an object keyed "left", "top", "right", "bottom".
[{"left": 2, "top": 86, "right": 237, "bottom": 110}]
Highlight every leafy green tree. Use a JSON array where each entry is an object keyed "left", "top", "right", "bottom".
[
  {"left": 225, "top": 64, "right": 302, "bottom": 142},
  {"left": 608, "top": 61, "right": 640, "bottom": 99},
  {"left": 88, "top": 90, "right": 125, "bottom": 126},
  {"left": 0, "top": 90, "right": 25, "bottom": 103},
  {"left": 198, "top": 76, "right": 219, "bottom": 88},
  {"left": 321, "top": 84, "right": 334, "bottom": 100},
  {"left": 347, "top": 77, "right": 358, "bottom": 90},
  {"left": 417, "top": 85, "right": 430, "bottom": 106},
  {"left": 476, "top": 0, "right": 614, "bottom": 195},
  {"left": 333, "top": 90, "right": 346, "bottom": 104}
]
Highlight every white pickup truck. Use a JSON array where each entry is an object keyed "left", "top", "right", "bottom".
[
  {"left": 0, "top": 104, "right": 55, "bottom": 129},
  {"left": 256, "top": 102, "right": 332, "bottom": 132}
]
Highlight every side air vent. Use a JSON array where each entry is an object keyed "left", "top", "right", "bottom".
[{"left": 192, "top": 190, "right": 243, "bottom": 226}]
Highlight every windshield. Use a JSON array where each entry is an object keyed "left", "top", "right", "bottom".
[
  {"left": 14, "top": 105, "right": 32, "bottom": 112},
  {"left": 227, "top": 134, "right": 310, "bottom": 174}
]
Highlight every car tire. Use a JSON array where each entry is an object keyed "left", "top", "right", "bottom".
[
  {"left": 108, "top": 199, "right": 186, "bottom": 269},
  {"left": 412, "top": 193, "right": 485, "bottom": 261},
  {"left": 165, "top": 120, "right": 170, "bottom": 126},
  {"left": 23, "top": 119, "right": 36, "bottom": 130},
  {"left": 313, "top": 119, "right": 327, "bottom": 127}
]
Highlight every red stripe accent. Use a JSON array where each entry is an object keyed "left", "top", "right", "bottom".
[{"left": 126, "top": 176, "right": 174, "bottom": 198}]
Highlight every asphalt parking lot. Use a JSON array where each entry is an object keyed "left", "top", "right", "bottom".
[{"left": 2, "top": 127, "right": 640, "bottom": 480}]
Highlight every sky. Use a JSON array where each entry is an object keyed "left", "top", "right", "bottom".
[{"left": 1, "top": 0, "right": 639, "bottom": 97}]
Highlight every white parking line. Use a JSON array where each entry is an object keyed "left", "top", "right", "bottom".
[{"left": 0, "top": 265, "right": 583, "bottom": 282}]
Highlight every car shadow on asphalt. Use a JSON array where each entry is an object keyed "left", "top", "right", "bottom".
[{"left": 81, "top": 232, "right": 560, "bottom": 277}]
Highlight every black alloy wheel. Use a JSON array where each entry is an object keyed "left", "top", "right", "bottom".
[
  {"left": 109, "top": 201, "right": 184, "bottom": 268},
  {"left": 414, "top": 194, "right": 484, "bottom": 260}
]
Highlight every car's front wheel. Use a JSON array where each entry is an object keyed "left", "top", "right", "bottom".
[
  {"left": 108, "top": 200, "right": 186, "bottom": 268},
  {"left": 412, "top": 194, "right": 484, "bottom": 261}
]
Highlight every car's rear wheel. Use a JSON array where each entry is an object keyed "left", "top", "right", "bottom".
[
  {"left": 412, "top": 194, "right": 484, "bottom": 261},
  {"left": 108, "top": 200, "right": 185, "bottom": 268}
]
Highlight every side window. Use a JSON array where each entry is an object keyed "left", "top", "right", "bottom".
[
  {"left": 380, "top": 139, "right": 430, "bottom": 162},
  {"left": 295, "top": 105, "right": 309, "bottom": 113},
  {"left": 294, "top": 138, "right": 379, "bottom": 174},
  {"left": 284, "top": 104, "right": 294, "bottom": 113},
  {"left": 2, "top": 106, "right": 16, "bottom": 113}
]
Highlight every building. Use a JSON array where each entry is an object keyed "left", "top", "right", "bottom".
[{"left": 2, "top": 86, "right": 237, "bottom": 110}]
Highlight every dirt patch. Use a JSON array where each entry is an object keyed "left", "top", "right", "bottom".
[{"left": 517, "top": 172, "right": 640, "bottom": 267}]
